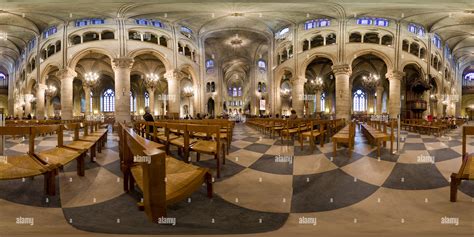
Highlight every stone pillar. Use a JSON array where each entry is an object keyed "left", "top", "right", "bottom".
[
  {"left": 45, "top": 96, "right": 52, "bottom": 118},
  {"left": 332, "top": 64, "right": 352, "bottom": 122},
  {"left": 315, "top": 90, "right": 321, "bottom": 114},
  {"left": 376, "top": 86, "right": 383, "bottom": 115},
  {"left": 36, "top": 84, "right": 46, "bottom": 119},
  {"left": 422, "top": 90, "right": 430, "bottom": 118},
  {"left": 291, "top": 76, "right": 306, "bottom": 118},
  {"left": 84, "top": 86, "right": 91, "bottom": 119},
  {"left": 112, "top": 57, "right": 134, "bottom": 123},
  {"left": 57, "top": 68, "right": 77, "bottom": 120},
  {"left": 25, "top": 99, "right": 31, "bottom": 117},
  {"left": 386, "top": 71, "right": 404, "bottom": 119},
  {"left": 165, "top": 70, "right": 180, "bottom": 116},
  {"left": 147, "top": 88, "right": 155, "bottom": 115}
]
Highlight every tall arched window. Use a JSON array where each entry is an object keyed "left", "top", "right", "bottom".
[
  {"left": 238, "top": 87, "right": 242, "bottom": 96},
  {"left": 144, "top": 91, "right": 150, "bottom": 107},
  {"left": 320, "top": 92, "right": 326, "bottom": 112},
  {"left": 130, "top": 91, "right": 136, "bottom": 112},
  {"left": 101, "top": 89, "right": 115, "bottom": 112},
  {"left": 233, "top": 88, "right": 237, "bottom": 97},
  {"left": 353, "top": 89, "right": 367, "bottom": 112}
]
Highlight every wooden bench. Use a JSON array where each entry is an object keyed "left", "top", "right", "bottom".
[
  {"left": 332, "top": 122, "right": 355, "bottom": 158},
  {"left": 34, "top": 125, "right": 88, "bottom": 177},
  {"left": 118, "top": 123, "right": 212, "bottom": 222},
  {"left": 361, "top": 120, "right": 394, "bottom": 157},
  {"left": 0, "top": 126, "right": 57, "bottom": 195},
  {"left": 450, "top": 126, "right": 474, "bottom": 202}
]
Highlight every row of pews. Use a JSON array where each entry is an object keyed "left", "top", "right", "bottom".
[
  {"left": 246, "top": 118, "right": 347, "bottom": 153},
  {"left": 118, "top": 119, "right": 235, "bottom": 222},
  {"left": 0, "top": 121, "right": 108, "bottom": 195},
  {"left": 360, "top": 120, "right": 395, "bottom": 157},
  {"left": 401, "top": 119, "right": 463, "bottom": 136},
  {"left": 131, "top": 119, "right": 234, "bottom": 178}
]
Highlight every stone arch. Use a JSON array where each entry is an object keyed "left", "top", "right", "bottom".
[
  {"left": 128, "top": 48, "right": 172, "bottom": 72},
  {"left": 68, "top": 47, "right": 115, "bottom": 69},
  {"left": 299, "top": 53, "right": 336, "bottom": 77},
  {"left": 39, "top": 64, "right": 60, "bottom": 84},
  {"left": 348, "top": 49, "right": 393, "bottom": 72}
]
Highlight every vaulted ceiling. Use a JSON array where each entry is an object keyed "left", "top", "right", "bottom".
[{"left": 0, "top": 0, "right": 472, "bottom": 71}]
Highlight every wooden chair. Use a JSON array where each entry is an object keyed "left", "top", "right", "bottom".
[
  {"left": 280, "top": 120, "right": 300, "bottom": 144},
  {"left": 119, "top": 123, "right": 212, "bottom": 222},
  {"left": 188, "top": 124, "right": 225, "bottom": 178},
  {"left": 165, "top": 123, "right": 196, "bottom": 160},
  {"left": 450, "top": 126, "right": 474, "bottom": 202},
  {"left": 62, "top": 123, "right": 96, "bottom": 163},
  {"left": 299, "top": 120, "right": 325, "bottom": 152}
]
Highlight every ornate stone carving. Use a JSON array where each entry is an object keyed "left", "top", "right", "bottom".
[
  {"left": 385, "top": 71, "right": 405, "bottom": 80},
  {"left": 331, "top": 64, "right": 351, "bottom": 76},
  {"left": 55, "top": 68, "right": 77, "bottom": 80},
  {"left": 290, "top": 76, "right": 307, "bottom": 84},
  {"left": 112, "top": 57, "right": 134, "bottom": 69},
  {"left": 164, "top": 70, "right": 185, "bottom": 81}
]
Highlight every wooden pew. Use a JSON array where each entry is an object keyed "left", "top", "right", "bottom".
[
  {"left": 332, "top": 122, "right": 355, "bottom": 158},
  {"left": 119, "top": 123, "right": 212, "bottom": 222},
  {"left": 450, "top": 126, "right": 474, "bottom": 202},
  {"left": 361, "top": 120, "right": 394, "bottom": 157},
  {"left": 0, "top": 126, "right": 57, "bottom": 195},
  {"left": 34, "top": 125, "right": 88, "bottom": 177}
]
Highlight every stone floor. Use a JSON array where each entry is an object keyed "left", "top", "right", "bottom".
[{"left": 0, "top": 123, "right": 472, "bottom": 237}]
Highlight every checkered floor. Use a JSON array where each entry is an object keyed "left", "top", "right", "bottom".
[{"left": 1, "top": 123, "right": 473, "bottom": 236}]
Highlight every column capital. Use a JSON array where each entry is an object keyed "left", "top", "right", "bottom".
[
  {"left": 56, "top": 68, "right": 77, "bottom": 80},
  {"left": 332, "top": 64, "right": 351, "bottom": 76},
  {"left": 385, "top": 71, "right": 405, "bottom": 80},
  {"left": 164, "top": 69, "right": 183, "bottom": 81},
  {"left": 38, "top": 83, "right": 47, "bottom": 91},
  {"left": 291, "top": 76, "right": 307, "bottom": 84},
  {"left": 112, "top": 57, "right": 134, "bottom": 70}
]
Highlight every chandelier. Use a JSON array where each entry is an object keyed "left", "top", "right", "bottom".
[
  {"left": 281, "top": 88, "right": 291, "bottom": 97},
  {"left": 84, "top": 72, "right": 99, "bottom": 88},
  {"left": 230, "top": 34, "right": 243, "bottom": 47},
  {"left": 182, "top": 86, "right": 194, "bottom": 97},
  {"left": 310, "top": 77, "right": 324, "bottom": 91},
  {"left": 362, "top": 73, "right": 379, "bottom": 91},
  {"left": 45, "top": 85, "right": 57, "bottom": 97},
  {"left": 144, "top": 73, "right": 160, "bottom": 90}
]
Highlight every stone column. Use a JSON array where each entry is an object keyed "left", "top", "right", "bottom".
[
  {"left": 422, "top": 90, "right": 430, "bottom": 118},
  {"left": 315, "top": 89, "right": 321, "bottom": 114},
  {"left": 112, "top": 57, "right": 134, "bottom": 123},
  {"left": 57, "top": 68, "right": 77, "bottom": 120},
  {"left": 36, "top": 84, "right": 46, "bottom": 119},
  {"left": 332, "top": 64, "right": 352, "bottom": 122},
  {"left": 45, "top": 96, "right": 52, "bottom": 118},
  {"left": 147, "top": 88, "right": 155, "bottom": 115},
  {"left": 84, "top": 86, "right": 91, "bottom": 119},
  {"left": 165, "top": 70, "right": 180, "bottom": 116},
  {"left": 291, "top": 76, "right": 306, "bottom": 118},
  {"left": 376, "top": 86, "right": 383, "bottom": 115},
  {"left": 25, "top": 99, "right": 31, "bottom": 116},
  {"left": 386, "top": 71, "right": 404, "bottom": 119}
]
